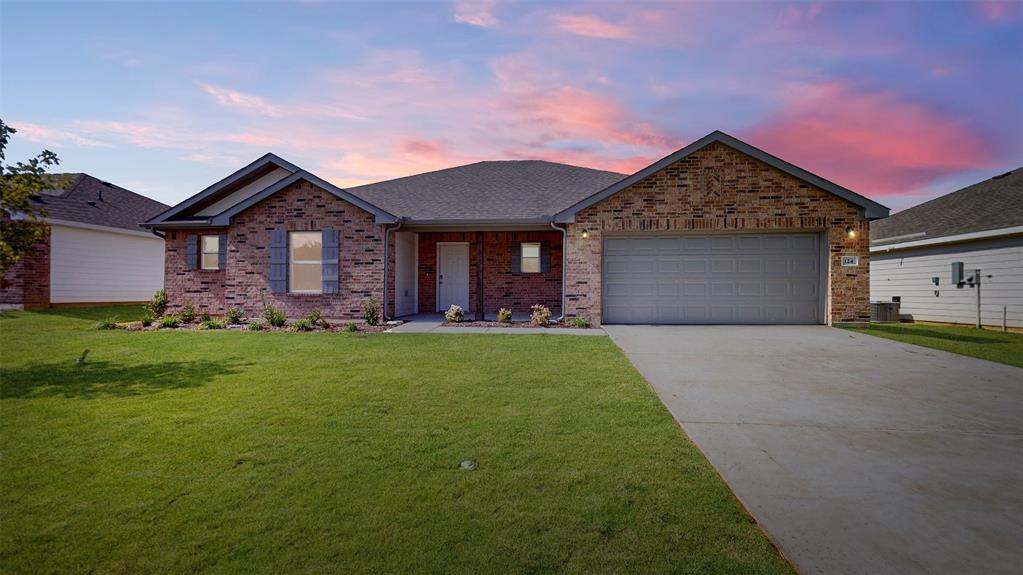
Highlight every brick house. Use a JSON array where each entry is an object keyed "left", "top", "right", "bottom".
[
  {"left": 144, "top": 131, "right": 888, "bottom": 326},
  {"left": 1, "top": 174, "right": 167, "bottom": 309}
]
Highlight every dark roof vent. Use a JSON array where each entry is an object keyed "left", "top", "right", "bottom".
[{"left": 991, "top": 171, "right": 1013, "bottom": 180}]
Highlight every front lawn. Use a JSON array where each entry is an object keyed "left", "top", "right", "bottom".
[
  {"left": 0, "top": 307, "right": 791, "bottom": 574},
  {"left": 845, "top": 322, "right": 1023, "bottom": 368}
]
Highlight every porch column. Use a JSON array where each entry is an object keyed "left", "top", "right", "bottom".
[{"left": 475, "top": 232, "right": 485, "bottom": 321}]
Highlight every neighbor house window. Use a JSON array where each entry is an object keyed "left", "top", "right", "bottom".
[
  {"left": 521, "top": 242, "right": 541, "bottom": 273},
  {"left": 290, "top": 231, "right": 322, "bottom": 293},
  {"left": 201, "top": 236, "right": 220, "bottom": 270}
]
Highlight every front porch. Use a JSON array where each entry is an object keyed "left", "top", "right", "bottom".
[{"left": 390, "top": 229, "right": 564, "bottom": 321}]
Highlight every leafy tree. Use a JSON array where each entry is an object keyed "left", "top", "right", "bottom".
[{"left": 0, "top": 119, "right": 63, "bottom": 279}]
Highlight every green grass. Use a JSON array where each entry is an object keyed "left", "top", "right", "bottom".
[
  {"left": 846, "top": 322, "right": 1023, "bottom": 368},
  {"left": 0, "top": 306, "right": 791, "bottom": 574}
]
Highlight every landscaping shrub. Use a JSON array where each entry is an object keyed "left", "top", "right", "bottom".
[
  {"left": 363, "top": 295, "right": 380, "bottom": 326},
  {"left": 200, "top": 311, "right": 211, "bottom": 323},
  {"left": 198, "top": 319, "right": 224, "bottom": 330},
  {"left": 445, "top": 304, "right": 464, "bottom": 323},
  {"left": 179, "top": 301, "right": 196, "bottom": 323},
  {"left": 158, "top": 315, "right": 180, "bottom": 329},
  {"left": 94, "top": 317, "right": 118, "bottom": 330},
  {"left": 344, "top": 322, "right": 359, "bottom": 333},
  {"left": 530, "top": 304, "right": 551, "bottom": 326},
  {"left": 262, "top": 304, "right": 286, "bottom": 327},
  {"left": 289, "top": 318, "right": 314, "bottom": 332},
  {"left": 247, "top": 319, "right": 266, "bottom": 331},
  {"left": 225, "top": 307, "right": 244, "bottom": 325},
  {"left": 567, "top": 316, "right": 591, "bottom": 328},
  {"left": 140, "top": 315, "right": 152, "bottom": 327},
  {"left": 497, "top": 308, "right": 513, "bottom": 323},
  {"left": 146, "top": 289, "right": 168, "bottom": 318},
  {"left": 305, "top": 309, "right": 329, "bottom": 328}
]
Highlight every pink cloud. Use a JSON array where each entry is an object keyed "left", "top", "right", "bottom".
[
  {"left": 743, "top": 82, "right": 993, "bottom": 196},
  {"left": 553, "top": 14, "right": 633, "bottom": 39},
  {"left": 9, "top": 121, "right": 110, "bottom": 148},
  {"left": 977, "top": 1, "right": 1019, "bottom": 22},
  {"left": 398, "top": 138, "right": 447, "bottom": 157},
  {"left": 454, "top": 0, "right": 498, "bottom": 28},
  {"left": 199, "top": 83, "right": 281, "bottom": 116}
]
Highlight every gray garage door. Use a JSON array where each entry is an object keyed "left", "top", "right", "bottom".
[{"left": 603, "top": 233, "right": 823, "bottom": 324}]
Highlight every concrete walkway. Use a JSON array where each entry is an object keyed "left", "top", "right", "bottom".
[
  {"left": 387, "top": 314, "right": 604, "bottom": 336},
  {"left": 605, "top": 325, "right": 1023, "bottom": 575}
]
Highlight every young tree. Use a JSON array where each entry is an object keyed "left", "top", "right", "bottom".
[{"left": 0, "top": 118, "right": 63, "bottom": 279}]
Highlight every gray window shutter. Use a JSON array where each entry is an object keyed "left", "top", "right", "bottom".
[
  {"left": 511, "top": 242, "right": 521, "bottom": 273},
  {"left": 185, "top": 234, "right": 197, "bottom": 270},
  {"left": 217, "top": 234, "right": 228, "bottom": 270},
  {"left": 322, "top": 229, "right": 339, "bottom": 294},
  {"left": 269, "top": 229, "right": 287, "bottom": 293},
  {"left": 540, "top": 241, "right": 551, "bottom": 273}
]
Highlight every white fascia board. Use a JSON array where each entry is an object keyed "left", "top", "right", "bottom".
[
  {"left": 10, "top": 212, "right": 162, "bottom": 239},
  {"left": 870, "top": 225, "right": 1023, "bottom": 252}
]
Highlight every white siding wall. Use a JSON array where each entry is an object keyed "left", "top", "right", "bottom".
[
  {"left": 394, "top": 231, "right": 417, "bottom": 317},
  {"left": 870, "top": 235, "right": 1023, "bottom": 328},
  {"left": 50, "top": 224, "right": 165, "bottom": 303}
]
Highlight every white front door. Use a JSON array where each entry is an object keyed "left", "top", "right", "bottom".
[{"left": 437, "top": 243, "right": 470, "bottom": 312}]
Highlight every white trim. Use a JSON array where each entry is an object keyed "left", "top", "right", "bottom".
[
  {"left": 10, "top": 213, "right": 160, "bottom": 239},
  {"left": 414, "top": 233, "right": 420, "bottom": 315},
  {"left": 435, "top": 241, "right": 470, "bottom": 313},
  {"left": 871, "top": 225, "right": 1023, "bottom": 253}
]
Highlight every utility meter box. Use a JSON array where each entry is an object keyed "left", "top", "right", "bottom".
[{"left": 952, "top": 261, "right": 964, "bottom": 285}]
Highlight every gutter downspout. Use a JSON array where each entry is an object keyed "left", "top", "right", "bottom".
[
  {"left": 550, "top": 220, "right": 568, "bottom": 322},
  {"left": 382, "top": 219, "right": 403, "bottom": 321}
]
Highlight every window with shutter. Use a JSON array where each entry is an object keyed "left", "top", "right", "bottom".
[
  {"left": 290, "top": 231, "right": 323, "bottom": 293},
  {"left": 521, "top": 242, "right": 541, "bottom": 273}
]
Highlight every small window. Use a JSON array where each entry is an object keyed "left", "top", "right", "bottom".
[
  {"left": 290, "top": 231, "right": 322, "bottom": 293},
  {"left": 201, "top": 236, "right": 220, "bottom": 270},
  {"left": 521, "top": 242, "right": 540, "bottom": 273}
]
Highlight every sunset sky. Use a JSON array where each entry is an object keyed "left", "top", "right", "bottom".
[{"left": 2, "top": 0, "right": 1021, "bottom": 211}]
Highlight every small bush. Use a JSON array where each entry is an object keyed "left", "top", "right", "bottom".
[
  {"left": 247, "top": 319, "right": 266, "bottom": 331},
  {"left": 305, "top": 309, "right": 329, "bottom": 328},
  {"left": 344, "top": 322, "right": 359, "bottom": 333},
  {"left": 567, "top": 316, "right": 591, "bottom": 328},
  {"left": 200, "top": 311, "right": 211, "bottom": 323},
  {"left": 530, "top": 304, "right": 552, "bottom": 326},
  {"left": 497, "top": 308, "right": 513, "bottom": 323},
  {"left": 225, "top": 307, "right": 244, "bottom": 325},
  {"left": 199, "top": 319, "right": 224, "bottom": 330},
  {"left": 179, "top": 301, "right": 196, "bottom": 323},
  {"left": 140, "top": 315, "right": 152, "bottom": 327},
  {"left": 158, "top": 315, "right": 180, "bottom": 329},
  {"left": 263, "top": 304, "right": 286, "bottom": 327},
  {"left": 445, "top": 304, "right": 465, "bottom": 323},
  {"left": 146, "top": 289, "right": 168, "bottom": 318},
  {"left": 289, "top": 318, "right": 314, "bottom": 332},
  {"left": 94, "top": 317, "right": 118, "bottom": 330},
  {"left": 363, "top": 295, "right": 380, "bottom": 326}
]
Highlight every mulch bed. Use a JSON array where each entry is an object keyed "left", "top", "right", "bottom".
[
  {"left": 442, "top": 321, "right": 590, "bottom": 329},
  {"left": 111, "top": 321, "right": 391, "bottom": 333}
]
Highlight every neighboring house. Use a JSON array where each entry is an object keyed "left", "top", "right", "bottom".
[
  {"left": 0, "top": 174, "right": 168, "bottom": 309},
  {"left": 870, "top": 167, "right": 1023, "bottom": 328},
  {"left": 144, "top": 131, "right": 888, "bottom": 326}
]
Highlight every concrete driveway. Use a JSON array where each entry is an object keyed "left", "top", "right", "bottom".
[{"left": 605, "top": 325, "right": 1023, "bottom": 575}]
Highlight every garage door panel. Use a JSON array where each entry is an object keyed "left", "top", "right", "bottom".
[{"left": 604, "top": 233, "right": 822, "bottom": 325}]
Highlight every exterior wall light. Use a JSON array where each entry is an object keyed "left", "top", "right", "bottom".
[
  {"left": 581, "top": 230, "right": 589, "bottom": 239},
  {"left": 845, "top": 226, "right": 857, "bottom": 239}
]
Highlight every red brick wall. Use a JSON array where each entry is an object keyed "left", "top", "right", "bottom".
[
  {"left": 565, "top": 141, "right": 871, "bottom": 325},
  {"left": 164, "top": 180, "right": 386, "bottom": 320},
  {"left": 416, "top": 231, "right": 562, "bottom": 316},
  {"left": 0, "top": 220, "right": 50, "bottom": 309},
  {"left": 164, "top": 227, "right": 226, "bottom": 314}
]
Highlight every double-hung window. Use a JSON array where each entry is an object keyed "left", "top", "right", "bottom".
[
  {"left": 201, "top": 236, "right": 220, "bottom": 270},
  {"left": 520, "top": 242, "right": 541, "bottom": 273},
  {"left": 289, "top": 231, "right": 323, "bottom": 293}
]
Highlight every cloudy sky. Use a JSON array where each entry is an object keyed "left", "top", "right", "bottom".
[{"left": 2, "top": 0, "right": 1021, "bottom": 211}]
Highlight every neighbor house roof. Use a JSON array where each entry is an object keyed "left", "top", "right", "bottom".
[
  {"left": 554, "top": 131, "right": 890, "bottom": 222},
  {"left": 28, "top": 173, "right": 168, "bottom": 232},
  {"left": 346, "top": 160, "right": 626, "bottom": 224},
  {"left": 871, "top": 167, "right": 1023, "bottom": 247}
]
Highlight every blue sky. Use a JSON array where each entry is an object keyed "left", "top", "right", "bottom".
[{"left": 2, "top": 0, "right": 1021, "bottom": 211}]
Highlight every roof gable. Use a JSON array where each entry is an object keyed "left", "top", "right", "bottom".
[
  {"left": 145, "top": 153, "right": 397, "bottom": 227},
  {"left": 553, "top": 131, "right": 889, "bottom": 222}
]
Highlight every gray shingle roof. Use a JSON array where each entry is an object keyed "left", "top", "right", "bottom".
[
  {"left": 871, "top": 167, "right": 1023, "bottom": 245},
  {"left": 346, "top": 160, "right": 626, "bottom": 223},
  {"left": 30, "top": 173, "right": 168, "bottom": 232}
]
